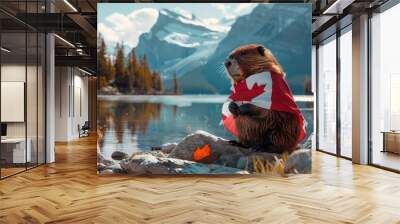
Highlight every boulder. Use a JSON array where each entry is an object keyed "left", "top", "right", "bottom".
[
  {"left": 284, "top": 149, "right": 312, "bottom": 174},
  {"left": 111, "top": 151, "right": 129, "bottom": 160},
  {"left": 98, "top": 131, "right": 311, "bottom": 175},
  {"left": 301, "top": 133, "right": 313, "bottom": 149},
  {"left": 120, "top": 153, "right": 248, "bottom": 175},
  {"left": 100, "top": 169, "right": 114, "bottom": 175},
  {"left": 97, "top": 163, "right": 107, "bottom": 172},
  {"left": 97, "top": 152, "right": 114, "bottom": 166},
  {"left": 168, "top": 130, "right": 252, "bottom": 167}
]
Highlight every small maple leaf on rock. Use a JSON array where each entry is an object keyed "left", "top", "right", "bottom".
[{"left": 229, "top": 81, "right": 266, "bottom": 102}]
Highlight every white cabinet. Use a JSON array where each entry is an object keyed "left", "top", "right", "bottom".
[{"left": 1, "top": 138, "right": 32, "bottom": 163}]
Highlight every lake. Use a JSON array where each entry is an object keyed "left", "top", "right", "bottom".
[{"left": 98, "top": 95, "right": 314, "bottom": 159}]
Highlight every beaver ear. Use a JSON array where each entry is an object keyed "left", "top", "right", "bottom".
[{"left": 257, "top": 46, "right": 265, "bottom": 56}]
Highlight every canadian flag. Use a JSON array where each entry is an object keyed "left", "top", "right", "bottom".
[{"left": 221, "top": 71, "right": 306, "bottom": 143}]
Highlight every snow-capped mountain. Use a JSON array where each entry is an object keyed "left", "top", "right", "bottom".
[
  {"left": 183, "top": 4, "right": 312, "bottom": 94},
  {"left": 135, "top": 4, "right": 311, "bottom": 94},
  {"left": 135, "top": 9, "right": 227, "bottom": 78}
]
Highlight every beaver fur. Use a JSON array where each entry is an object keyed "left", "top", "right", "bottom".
[{"left": 224, "top": 44, "right": 301, "bottom": 153}]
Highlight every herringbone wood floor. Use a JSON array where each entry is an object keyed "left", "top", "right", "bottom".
[{"left": 1, "top": 136, "right": 400, "bottom": 224}]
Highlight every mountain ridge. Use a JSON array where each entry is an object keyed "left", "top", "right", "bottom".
[{"left": 134, "top": 4, "right": 312, "bottom": 95}]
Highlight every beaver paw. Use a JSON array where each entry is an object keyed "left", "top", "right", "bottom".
[
  {"left": 238, "top": 103, "right": 255, "bottom": 116},
  {"left": 251, "top": 144, "right": 282, "bottom": 154},
  {"left": 228, "top": 140, "right": 248, "bottom": 148},
  {"left": 228, "top": 102, "right": 240, "bottom": 116}
]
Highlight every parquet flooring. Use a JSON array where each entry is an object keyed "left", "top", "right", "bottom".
[{"left": 1, "top": 136, "right": 400, "bottom": 223}]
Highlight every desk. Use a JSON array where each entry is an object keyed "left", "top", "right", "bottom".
[
  {"left": 382, "top": 131, "right": 400, "bottom": 154},
  {"left": 1, "top": 138, "right": 31, "bottom": 163}
]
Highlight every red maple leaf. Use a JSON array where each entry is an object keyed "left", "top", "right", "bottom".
[{"left": 229, "top": 81, "right": 266, "bottom": 102}]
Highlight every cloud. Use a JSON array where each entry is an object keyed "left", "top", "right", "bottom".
[
  {"left": 211, "top": 3, "right": 256, "bottom": 20},
  {"left": 211, "top": 3, "right": 234, "bottom": 19},
  {"left": 234, "top": 4, "right": 254, "bottom": 14},
  {"left": 98, "top": 8, "right": 158, "bottom": 48},
  {"left": 201, "top": 18, "right": 230, "bottom": 32},
  {"left": 211, "top": 3, "right": 226, "bottom": 12},
  {"left": 98, "top": 23, "right": 118, "bottom": 43},
  {"left": 174, "top": 7, "right": 192, "bottom": 19}
]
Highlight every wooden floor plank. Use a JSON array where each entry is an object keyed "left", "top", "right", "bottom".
[{"left": 0, "top": 136, "right": 400, "bottom": 223}]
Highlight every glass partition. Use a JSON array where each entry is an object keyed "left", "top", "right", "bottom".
[
  {"left": 0, "top": 1, "right": 46, "bottom": 179},
  {"left": 339, "top": 27, "right": 352, "bottom": 158},
  {"left": 1, "top": 30, "right": 28, "bottom": 177},
  {"left": 370, "top": 4, "right": 400, "bottom": 171},
  {"left": 317, "top": 35, "right": 337, "bottom": 154},
  {"left": 27, "top": 31, "right": 38, "bottom": 169},
  {"left": 38, "top": 32, "right": 45, "bottom": 165}
]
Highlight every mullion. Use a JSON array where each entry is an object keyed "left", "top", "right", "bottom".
[
  {"left": 315, "top": 44, "right": 319, "bottom": 151},
  {"left": 0, "top": 20, "right": 2, "bottom": 179},
  {"left": 336, "top": 28, "right": 341, "bottom": 157},
  {"left": 36, "top": 0, "right": 39, "bottom": 168},
  {"left": 25, "top": 0, "right": 28, "bottom": 171}
]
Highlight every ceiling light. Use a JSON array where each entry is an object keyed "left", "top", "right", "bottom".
[
  {"left": 323, "top": 0, "right": 341, "bottom": 14},
  {"left": 54, "top": 34, "right": 75, "bottom": 48},
  {"left": 78, "top": 67, "right": 93, "bottom": 76},
  {"left": 63, "top": 0, "right": 78, "bottom": 12},
  {"left": 322, "top": 0, "right": 354, "bottom": 15},
  {"left": 1, "top": 47, "right": 11, "bottom": 53}
]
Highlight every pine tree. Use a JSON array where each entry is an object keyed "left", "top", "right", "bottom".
[
  {"left": 304, "top": 76, "right": 312, "bottom": 95},
  {"left": 107, "top": 58, "right": 115, "bottom": 81},
  {"left": 172, "top": 71, "right": 180, "bottom": 95},
  {"left": 114, "top": 43, "right": 125, "bottom": 76},
  {"left": 97, "top": 35, "right": 109, "bottom": 88},
  {"left": 113, "top": 43, "right": 129, "bottom": 92},
  {"left": 152, "top": 71, "right": 163, "bottom": 93},
  {"left": 139, "top": 55, "right": 153, "bottom": 93},
  {"left": 127, "top": 49, "right": 139, "bottom": 93},
  {"left": 158, "top": 73, "right": 164, "bottom": 92}
]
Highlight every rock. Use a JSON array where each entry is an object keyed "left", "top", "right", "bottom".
[
  {"left": 168, "top": 130, "right": 252, "bottom": 168},
  {"left": 97, "top": 153, "right": 114, "bottom": 166},
  {"left": 167, "top": 131, "right": 311, "bottom": 174},
  {"left": 301, "top": 133, "right": 313, "bottom": 149},
  {"left": 284, "top": 149, "right": 311, "bottom": 174},
  {"left": 160, "top": 143, "right": 178, "bottom": 153},
  {"left": 111, "top": 151, "right": 129, "bottom": 160},
  {"left": 99, "top": 131, "right": 311, "bottom": 175},
  {"left": 120, "top": 153, "right": 248, "bottom": 175},
  {"left": 109, "top": 163, "right": 125, "bottom": 174},
  {"left": 97, "top": 163, "right": 107, "bottom": 172},
  {"left": 100, "top": 169, "right": 114, "bottom": 174}
]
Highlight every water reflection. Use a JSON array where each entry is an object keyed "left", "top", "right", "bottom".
[{"left": 98, "top": 96, "right": 314, "bottom": 159}]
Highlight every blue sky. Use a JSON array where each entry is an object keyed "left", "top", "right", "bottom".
[{"left": 98, "top": 3, "right": 258, "bottom": 49}]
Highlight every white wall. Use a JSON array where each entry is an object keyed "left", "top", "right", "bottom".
[
  {"left": 54, "top": 67, "right": 89, "bottom": 141},
  {"left": 1, "top": 63, "right": 46, "bottom": 164},
  {"left": 1, "top": 65, "right": 26, "bottom": 138}
]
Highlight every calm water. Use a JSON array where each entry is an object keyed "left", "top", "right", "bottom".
[{"left": 98, "top": 95, "right": 314, "bottom": 159}]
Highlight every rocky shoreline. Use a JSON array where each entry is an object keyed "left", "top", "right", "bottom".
[{"left": 98, "top": 131, "right": 312, "bottom": 175}]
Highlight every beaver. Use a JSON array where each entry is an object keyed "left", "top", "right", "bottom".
[{"left": 224, "top": 44, "right": 303, "bottom": 154}]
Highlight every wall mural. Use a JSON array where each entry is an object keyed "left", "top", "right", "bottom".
[{"left": 97, "top": 3, "right": 313, "bottom": 175}]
